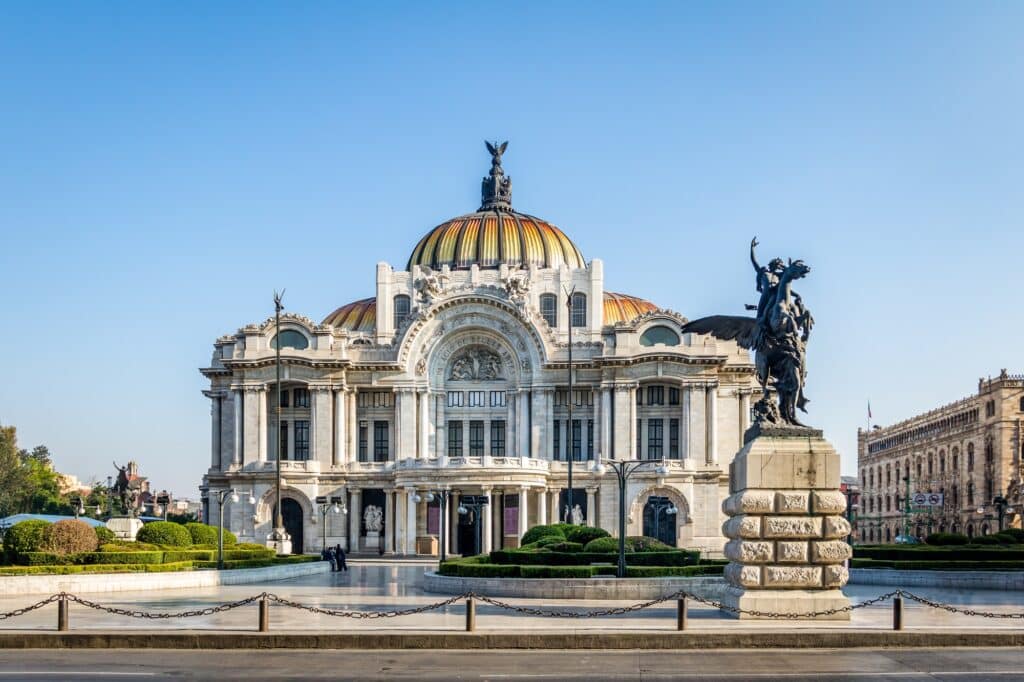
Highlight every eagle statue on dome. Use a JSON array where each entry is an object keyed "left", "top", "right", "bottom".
[
  {"left": 680, "top": 237, "right": 815, "bottom": 429},
  {"left": 485, "top": 140, "right": 508, "bottom": 170}
]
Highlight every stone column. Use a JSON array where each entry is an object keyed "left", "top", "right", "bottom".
[
  {"left": 383, "top": 489, "right": 392, "bottom": 554},
  {"left": 348, "top": 489, "right": 361, "bottom": 552},
  {"left": 706, "top": 382, "right": 719, "bottom": 466},
  {"left": 435, "top": 393, "right": 446, "bottom": 458},
  {"left": 347, "top": 388, "right": 358, "bottom": 463},
  {"left": 210, "top": 395, "right": 222, "bottom": 470},
  {"left": 493, "top": 490, "right": 504, "bottom": 549},
  {"left": 600, "top": 387, "right": 612, "bottom": 461},
  {"left": 232, "top": 388, "right": 243, "bottom": 466},
  {"left": 519, "top": 487, "right": 530, "bottom": 540},
  {"left": 395, "top": 389, "right": 416, "bottom": 461},
  {"left": 612, "top": 385, "right": 632, "bottom": 461},
  {"left": 481, "top": 487, "right": 493, "bottom": 553},
  {"left": 721, "top": 427, "right": 852, "bottom": 619},
  {"left": 550, "top": 489, "right": 559, "bottom": 525},
  {"left": 450, "top": 493, "right": 459, "bottom": 554},
  {"left": 312, "top": 386, "right": 332, "bottom": 466},
  {"left": 628, "top": 385, "right": 638, "bottom": 459},
  {"left": 544, "top": 389, "right": 555, "bottom": 460},
  {"left": 333, "top": 388, "right": 347, "bottom": 467},
  {"left": 506, "top": 391, "right": 517, "bottom": 456},
  {"left": 739, "top": 391, "right": 752, "bottom": 441},
  {"left": 406, "top": 489, "right": 418, "bottom": 555},
  {"left": 417, "top": 390, "right": 430, "bottom": 459},
  {"left": 680, "top": 381, "right": 692, "bottom": 465},
  {"left": 258, "top": 387, "right": 269, "bottom": 462},
  {"left": 586, "top": 488, "right": 597, "bottom": 526},
  {"left": 537, "top": 489, "right": 548, "bottom": 526},
  {"left": 688, "top": 385, "right": 706, "bottom": 465},
  {"left": 242, "top": 387, "right": 261, "bottom": 465},
  {"left": 519, "top": 391, "right": 531, "bottom": 457}
]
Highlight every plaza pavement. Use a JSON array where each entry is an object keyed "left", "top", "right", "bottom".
[{"left": 0, "top": 560, "right": 1023, "bottom": 633}]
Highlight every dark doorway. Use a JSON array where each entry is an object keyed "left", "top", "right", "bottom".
[
  {"left": 275, "top": 498, "right": 304, "bottom": 554},
  {"left": 361, "top": 489, "right": 386, "bottom": 552},
  {"left": 557, "top": 489, "right": 588, "bottom": 524},
  {"left": 642, "top": 496, "right": 677, "bottom": 546},
  {"left": 457, "top": 505, "right": 480, "bottom": 556}
]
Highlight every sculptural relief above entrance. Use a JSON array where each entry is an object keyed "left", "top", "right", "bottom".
[{"left": 448, "top": 348, "right": 504, "bottom": 381}]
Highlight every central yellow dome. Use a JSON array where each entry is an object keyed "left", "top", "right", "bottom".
[
  {"left": 407, "top": 210, "right": 585, "bottom": 271},
  {"left": 406, "top": 141, "right": 585, "bottom": 271}
]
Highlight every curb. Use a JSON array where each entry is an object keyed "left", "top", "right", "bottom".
[{"left": 2, "top": 630, "right": 1024, "bottom": 649}]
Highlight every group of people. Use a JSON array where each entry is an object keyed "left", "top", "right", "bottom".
[{"left": 321, "top": 543, "right": 348, "bottom": 572}]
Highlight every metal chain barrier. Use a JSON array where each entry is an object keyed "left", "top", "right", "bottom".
[
  {"left": 0, "top": 594, "right": 62, "bottom": 621},
  {"left": 898, "top": 590, "right": 1024, "bottom": 619},
  {"left": 265, "top": 592, "right": 470, "bottom": 619},
  {"left": 64, "top": 591, "right": 267, "bottom": 619},
  {"left": 471, "top": 591, "right": 684, "bottom": 618},
  {"left": 682, "top": 589, "right": 902, "bottom": 620}
]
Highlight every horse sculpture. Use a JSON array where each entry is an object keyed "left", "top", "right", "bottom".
[{"left": 681, "top": 240, "right": 814, "bottom": 428}]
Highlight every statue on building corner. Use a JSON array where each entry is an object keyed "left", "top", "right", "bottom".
[
  {"left": 415, "top": 265, "right": 449, "bottom": 305},
  {"left": 681, "top": 237, "right": 814, "bottom": 430}
]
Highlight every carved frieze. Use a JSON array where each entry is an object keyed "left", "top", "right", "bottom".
[
  {"left": 763, "top": 565, "right": 822, "bottom": 589},
  {"left": 810, "top": 540, "right": 852, "bottom": 564},
  {"left": 762, "top": 516, "right": 823, "bottom": 539},
  {"left": 448, "top": 347, "right": 505, "bottom": 381},
  {"left": 774, "top": 491, "right": 809, "bottom": 514}
]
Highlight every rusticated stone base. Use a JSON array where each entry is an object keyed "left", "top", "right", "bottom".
[{"left": 719, "top": 587, "right": 851, "bottom": 620}]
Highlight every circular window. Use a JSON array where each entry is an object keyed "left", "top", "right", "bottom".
[
  {"left": 271, "top": 330, "right": 309, "bottom": 350},
  {"left": 640, "top": 325, "right": 680, "bottom": 347}
]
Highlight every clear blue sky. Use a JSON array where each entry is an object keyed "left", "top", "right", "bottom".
[{"left": 1, "top": 3, "right": 1021, "bottom": 496}]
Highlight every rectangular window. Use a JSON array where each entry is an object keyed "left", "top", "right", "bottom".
[
  {"left": 447, "top": 391, "right": 464, "bottom": 408},
  {"left": 571, "top": 419, "right": 582, "bottom": 461},
  {"left": 448, "top": 420, "right": 463, "bottom": 457},
  {"left": 647, "top": 386, "right": 664, "bottom": 406},
  {"left": 490, "top": 420, "right": 506, "bottom": 456},
  {"left": 358, "top": 422, "right": 368, "bottom": 461},
  {"left": 489, "top": 391, "right": 506, "bottom": 407},
  {"left": 636, "top": 389, "right": 643, "bottom": 406},
  {"left": 540, "top": 295, "right": 557, "bottom": 328},
  {"left": 373, "top": 420, "right": 388, "bottom": 462},
  {"left": 279, "top": 420, "right": 288, "bottom": 461},
  {"left": 469, "top": 420, "right": 484, "bottom": 456},
  {"left": 553, "top": 420, "right": 561, "bottom": 460},
  {"left": 280, "top": 390, "right": 290, "bottom": 408},
  {"left": 374, "top": 392, "right": 393, "bottom": 408},
  {"left": 648, "top": 418, "right": 663, "bottom": 459},
  {"left": 669, "top": 418, "right": 679, "bottom": 459},
  {"left": 587, "top": 420, "right": 594, "bottom": 460},
  {"left": 571, "top": 293, "right": 587, "bottom": 327},
  {"left": 468, "top": 391, "right": 486, "bottom": 407},
  {"left": 636, "top": 419, "right": 642, "bottom": 459},
  {"left": 668, "top": 387, "right": 679, "bottom": 405},
  {"left": 294, "top": 420, "right": 310, "bottom": 460},
  {"left": 554, "top": 390, "right": 567, "bottom": 407},
  {"left": 294, "top": 388, "right": 310, "bottom": 408}
]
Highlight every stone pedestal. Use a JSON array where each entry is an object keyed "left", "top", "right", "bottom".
[
  {"left": 720, "top": 428, "right": 852, "bottom": 620},
  {"left": 364, "top": 531, "right": 381, "bottom": 551},
  {"left": 106, "top": 517, "right": 144, "bottom": 541},
  {"left": 266, "top": 531, "right": 292, "bottom": 556}
]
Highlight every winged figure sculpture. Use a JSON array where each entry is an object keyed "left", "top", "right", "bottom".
[{"left": 681, "top": 238, "right": 815, "bottom": 427}]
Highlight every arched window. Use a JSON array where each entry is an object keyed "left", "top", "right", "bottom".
[
  {"left": 939, "top": 450, "right": 945, "bottom": 474},
  {"left": 952, "top": 446, "right": 959, "bottom": 471},
  {"left": 982, "top": 524, "right": 990, "bottom": 536},
  {"left": 885, "top": 527, "right": 891, "bottom": 543},
  {"left": 1019, "top": 396, "right": 1024, "bottom": 412},
  {"left": 885, "top": 495, "right": 891, "bottom": 512},
  {"left": 886, "top": 464, "right": 891, "bottom": 487},
  {"left": 916, "top": 457, "right": 922, "bottom": 480},
  {"left": 540, "top": 294, "right": 557, "bottom": 327},
  {"left": 570, "top": 292, "right": 587, "bottom": 328},
  {"left": 967, "top": 443, "right": 975, "bottom": 470},
  {"left": 984, "top": 439, "right": 994, "bottom": 466},
  {"left": 967, "top": 481, "right": 974, "bottom": 506},
  {"left": 393, "top": 295, "right": 411, "bottom": 329},
  {"left": 271, "top": 329, "right": 309, "bottom": 350},
  {"left": 967, "top": 524, "right": 974, "bottom": 539},
  {"left": 869, "top": 469, "right": 874, "bottom": 488},
  {"left": 640, "top": 325, "right": 680, "bottom": 347},
  {"left": 927, "top": 453, "right": 933, "bottom": 477}
]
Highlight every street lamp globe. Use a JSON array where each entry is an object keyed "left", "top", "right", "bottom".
[
  {"left": 591, "top": 461, "right": 607, "bottom": 477},
  {"left": 457, "top": 505, "right": 468, "bottom": 515},
  {"left": 666, "top": 505, "right": 679, "bottom": 516},
  {"left": 230, "top": 491, "right": 239, "bottom": 504},
  {"left": 247, "top": 494, "right": 256, "bottom": 505},
  {"left": 412, "top": 494, "right": 422, "bottom": 504},
  {"left": 655, "top": 464, "right": 669, "bottom": 476},
  {"left": 424, "top": 492, "right": 435, "bottom": 503}
]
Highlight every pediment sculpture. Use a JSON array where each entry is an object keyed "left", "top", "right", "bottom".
[{"left": 449, "top": 348, "right": 504, "bottom": 381}]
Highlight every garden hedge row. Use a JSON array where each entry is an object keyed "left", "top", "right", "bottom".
[
  {"left": 854, "top": 546, "right": 1024, "bottom": 561},
  {"left": 16, "top": 548, "right": 274, "bottom": 567},
  {"left": 0, "top": 561, "right": 195, "bottom": 576},
  {"left": 852, "top": 558, "right": 1024, "bottom": 571},
  {"left": 489, "top": 549, "right": 698, "bottom": 567},
  {"left": 438, "top": 561, "right": 724, "bottom": 579}
]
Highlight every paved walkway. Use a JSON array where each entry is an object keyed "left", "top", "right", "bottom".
[{"left": 1, "top": 561, "right": 1023, "bottom": 632}]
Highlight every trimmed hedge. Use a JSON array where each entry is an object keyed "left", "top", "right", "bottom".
[
  {"left": 437, "top": 562, "right": 724, "bottom": 579},
  {"left": 3, "top": 520, "right": 50, "bottom": 560},
  {"left": 546, "top": 541, "right": 583, "bottom": 553},
  {"left": 565, "top": 526, "right": 610, "bottom": 546},
  {"left": 583, "top": 537, "right": 618, "bottom": 553},
  {"left": 95, "top": 526, "right": 116, "bottom": 544},
  {"left": 852, "top": 558, "right": 1024, "bottom": 571},
  {"left": 520, "top": 524, "right": 567, "bottom": 546},
  {"left": 185, "top": 523, "right": 237, "bottom": 547},
  {"left": 854, "top": 546, "right": 1024, "bottom": 561},
  {"left": 163, "top": 549, "right": 216, "bottom": 563},
  {"left": 136, "top": 521, "right": 192, "bottom": 547},
  {"left": 925, "top": 533, "right": 969, "bottom": 546},
  {"left": 519, "top": 565, "right": 595, "bottom": 578},
  {"left": 0, "top": 561, "right": 195, "bottom": 576},
  {"left": 625, "top": 565, "right": 725, "bottom": 577},
  {"left": 489, "top": 549, "right": 698, "bottom": 567},
  {"left": 41, "top": 520, "right": 98, "bottom": 555}
]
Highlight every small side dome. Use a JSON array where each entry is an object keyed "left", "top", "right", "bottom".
[
  {"left": 603, "top": 291, "right": 659, "bottom": 325},
  {"left": 323, "top": 297, "right": 376, "bottom": 332}
]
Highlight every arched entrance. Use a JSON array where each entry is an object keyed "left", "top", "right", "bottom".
[
  {"left": 642, "top": 496, "right": 677, "bottom": 546},
  {"left": 273, "top": 498, "right": 304, "bottom": 554}
]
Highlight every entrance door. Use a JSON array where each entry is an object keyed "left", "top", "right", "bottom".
[
  {"left": 642, "top": 496, "right": 677, "bottom": 546},
  {"left": 457, "top": 506, "right": 480, "bottom": 556},
  {"left": 281, "top": 498, "right": 304, "bottom": 554}
]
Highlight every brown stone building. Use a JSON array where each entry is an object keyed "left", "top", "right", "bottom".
[{"left": 856, "top": 370, "right": 1024, "bottom": 542}]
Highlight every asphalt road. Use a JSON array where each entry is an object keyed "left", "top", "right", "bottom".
[{"left": 1, "top": 648, "right": 1023, "bottom": 681}]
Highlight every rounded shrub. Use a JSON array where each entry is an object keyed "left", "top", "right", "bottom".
[
  {"left": 95, "top": 526, "right": 116, "bottom": 544},
  {"left": 185, "top": 522, "right": 236, "bottom": 547},
  {"left": 520, "top": 524, "right": 566, "bottom": 546},
  {"left": 993, "top": 532, "right": 1018, "bottom": 545},
  {"left": 3, "top": 520, "right": 50, "bottom": 560},
  {"left": 136, "top": 521, "right": 192, "bottom": 547},
  {"left": 1000, "top": 528, "right": 1024, "bottom": 542},
  {"left": 969, "top": 535, "right": 1000, "bottom": 546},
  {"left": 583, "top": 536, "right": 618, "bottom": 553},
  {"left": 925, "top": 532, "right": 969, "bottom": 546},
  {"left": 533, "top": 536, "right": 567, "bottom": 549},
  {"left": 546, "top": 541, "right": 583, "bottom": 553},
  {"left": 626, "top": 536, "right": 673, "bottom": 551},
  {"left": 42, "top": 520, "right": 99, "bottom": 555},
  {"left": 565, "top": 525, "right": 610, "bottom": 546}
]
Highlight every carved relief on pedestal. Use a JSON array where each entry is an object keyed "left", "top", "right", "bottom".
[
  {"left": 725, "top": 563, "right": 763, "bottom": 588},
  {"left": 774, "top": 491, "right": 810, "bottom": 514},
  {"left": 811, "top": 491, "right": 848, "bottom": 515},
  {"left": 810, "top": 540, "right": 853, "bottom": 563},
  {"left": 724, "top": 539, "right": 774, "bottom": 563},
  {"left": 776, "top": 541, "right": 809, "bottom": 563},
  {"left": 822, "top": 516, "right": 852, "bottom": 539},
  {"left": 763, "top": 565, "right": 823, "bottom": 589},
  {"left": 722, "top": 515, "right": 762, "bottom": 539},
  {"left": 762, "top": 516, "right": 823, "bottom": 539},
  {"left": 823, "top": 564, "right": 849, "bottom": 587},
  {"left": 722, "top": 490, "right": 774, "bottom": 515}
]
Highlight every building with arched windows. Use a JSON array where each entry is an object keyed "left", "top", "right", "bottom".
[
  {"left": 856, "top": 370, "right": 1024, "bottom": 543},
  {"left": 199, "top": 146, "right": 759, "bottom": 557}
]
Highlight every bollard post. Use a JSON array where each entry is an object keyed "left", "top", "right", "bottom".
[
  {"left": 677, "top": 596, "right": 688, "bottom": 631},
  {"left": 892, "top": 595, "right": 903, "bottom": 631},
  {"left": 465, "top": 597, "right": 476, "bottom": 632},
  {"left": 57, "top": 595, "right": 69, "bottom": 632},
  {"left": 258, "top": 596, "right": 270, "bottom": 632}
]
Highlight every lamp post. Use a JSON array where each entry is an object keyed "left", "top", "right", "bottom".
[
  {"left": 216, "top": 488, "right": 255, "bottom": 570},
  {"left": 156, "top": 491, "right": 171, "bottom": 521},
  {"left": 592, "top": 458, "right": 669, "bottom": 578},
  {"left": 269, "top": 290, "right": 289, "bottom": 554},
  {"left": 316, "top": 495, "right": 347, "bottom": 551},
  {"left": 413, "top": 489, "right": 451, "bottom": 563},
  {"left": 977, "top": 493, "right": 1014, "bottom": 533},
  {"left": 72, "top": 498, "right": 85, "bottom": 520},
  {"left": 564, "top": 285, "right": 576, "bottom": 523}
]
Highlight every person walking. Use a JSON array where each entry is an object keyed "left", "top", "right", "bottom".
[
  {"left": 326, "top": 545, "right": 338, "bottom": 572},
  {"left": 334, "top": 543, "right": 348, "bottom": 572}
]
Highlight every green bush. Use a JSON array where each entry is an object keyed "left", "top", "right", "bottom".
[
  {"left": 546, "top": 541, "right": 583, "bottom": 553},
  {"left": 624, "top": 565, "right": 724, "bottom": 577},
  {"left": 626, "top": 536, "right": 673, "bottom": 552},
  {"left": 489, "top": 548, "right": 696, "bottom": 567},
  {"left": 532, "top": 536, "right": 568, "bottom": 549},
  {"left": 99, "top": 541, "right": 162, "bottom": 552},
  {"left": 583, "top": 536, "right": 618, "bottom": 553},
  {"left": 0, "top": 561, "right": 196, "bottom": 576},
  {"left": 233, "top": 542, "right": 270, "bottom": 551},
  {"left": 41, "top": 519, "right": 99, "bottom": 555},
  {"left": 1000, "top": 528, "right": 1024, "bottom": 542},
  {"left": 94, "top": 526, "right": 116, "bottom": 544},
  {"left": 971, "top": 536, "right": 1001, "bottom": 545},
  {"left": 993, "top": 532, "right": 1019, "bottom": 545},
  {"left": 519, "top": 565, "right": 596, "bottom": 578},
  {"left": 223, "top": 548, "right": 275, "bottom": 560},
  {"left": 136, "top": 521, "right": 192, "bottom": 547},
  {"left": 520, "top": 524, "right": 567, "bottom": 546},
  {"left": 77, "top": 551, "right": 164, "bottom": 565},
  {"left": 438, "top": 562, "right": 521, "bottom": 578},
  {"left": 925, "top": 533, "right": 970, "bottom": 546},
  {"left": 854, "top": 545, "right": 1024, "bottom": 561},
  {"left": 162, "top": 549, "right": 215, "bottom": 563},
  {"left": 565, "top": 526, "right": 610, "bottom": 546},
  {"left": 20, "top": 552, "right": 73, "bottom": 566},
  {"left": 185, "top": 523, "right": 236, "bottom": 547},
  {"left": 3, "top": 520, "right": 50, "bottom": 560}
]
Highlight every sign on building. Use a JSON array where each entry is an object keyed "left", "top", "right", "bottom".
[{"left": 912, "top": 492, "right": 944, "bottom": 507}]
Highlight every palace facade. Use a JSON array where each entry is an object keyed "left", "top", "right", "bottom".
[
  {"left": 856, "top": 370, "right": 1024, "bottom": 542},
  {"left": 199, "top": 145, "right": 759, "bottom": 557}
]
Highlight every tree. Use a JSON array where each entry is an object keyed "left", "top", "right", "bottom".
[{"left": 0, "top": 426, "right": 30, "bottom": 517}]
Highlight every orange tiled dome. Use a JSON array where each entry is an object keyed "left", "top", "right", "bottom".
[
  {"left": 603, "top": 291, "right": 658, "bottom": 325},
  {"left": 322, "top": 297, "right": 376, "bottom": 331}
]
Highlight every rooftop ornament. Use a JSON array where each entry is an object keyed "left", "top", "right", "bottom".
[{"left": 480, "top": 140, "right": 512, "bottom": 211}]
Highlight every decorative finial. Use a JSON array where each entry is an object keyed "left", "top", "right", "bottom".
[{"left": 480, "top": 140, "right": 512, "bottom": 211}]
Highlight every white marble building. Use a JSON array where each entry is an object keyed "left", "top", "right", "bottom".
[{"left": 199, "top": 145, "right": 758, "bottom": 557}]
